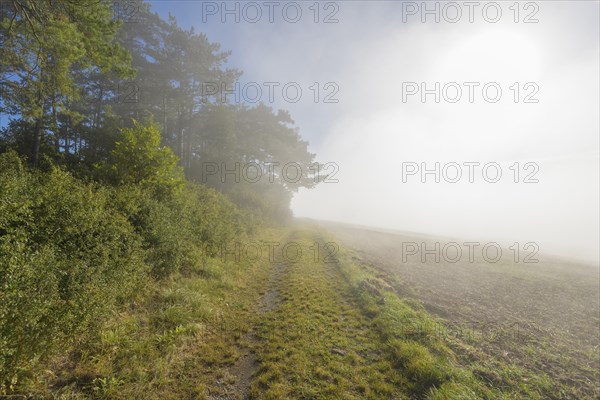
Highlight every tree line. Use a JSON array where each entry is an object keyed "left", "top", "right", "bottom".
[{"left": 0, "top": 0, "right": 321, "bottom": 221}]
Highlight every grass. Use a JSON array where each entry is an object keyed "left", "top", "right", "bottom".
[
  {"left": 17, "top": 229, "right": 282, "bottom": 399},
  {"left": 12, "top": 224, "right": 592, "bottom": 399},
  {"left": 250, "top": 228, "right": 408, "bottom": 399},
  {"left": 327, "top": 226, "right": 581, "bottom": 399}
]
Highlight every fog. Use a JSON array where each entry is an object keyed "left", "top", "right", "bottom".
[{"left": 157, "top": 1, "right": 600, "bottom": 264}]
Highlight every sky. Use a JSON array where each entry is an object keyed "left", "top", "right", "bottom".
[{"left": 149, "top": 1, "right": 600, "bottom": 264}]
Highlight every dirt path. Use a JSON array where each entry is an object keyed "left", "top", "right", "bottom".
[
  {"left": 224, "top": 262, "right": 288, "bottom": 399},
  {"left": 244, "top": 231, "right": 408, "bottom": 399}
]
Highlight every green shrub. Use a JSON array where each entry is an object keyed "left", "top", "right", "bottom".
[
  {"left": 125, "top": 182, "right": 249, "bottom": 278},
  {"left": 0, "top": 146, "right": 255, "bottom": 390},
  {"left": 103, "top": 119, "right": 184, "bottom": 199},
  {"left": 0, "top": 152, "right": 147, "bottom": 390},
  {"left": 227, "top": 182, "right": 293, "bottom": 224}
]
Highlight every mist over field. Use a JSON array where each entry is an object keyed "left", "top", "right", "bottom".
[
  {"left": 289, "top": 2, "right": 600, "bottom": 263},
  {"left": 148, "top": 1, "right": 600, "bottom": 264}
]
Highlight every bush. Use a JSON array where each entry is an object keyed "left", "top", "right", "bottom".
[
  {"left": 0, "top": 152, "right": 147, "bottom": 390},
  {"left": 227, "top": 182, "right": 293, "bottom": 224},
  {"left": 123, "top": 182, "right": 250, "bottom": 278},
  {"left": 104, "top": 119, "right": 184, "bottom": 199},
  {"left": 0, "top": 145, "right": 255, "bottom": 390}
]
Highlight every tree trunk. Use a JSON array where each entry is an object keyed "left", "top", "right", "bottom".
[
  {"left": 32, "top": 114, "right": 43, "bottom": 165},
  {"left": 32, "top": 89, "right": 45, "bottom": 165},
  {"left": 53, "top": 100, "right": 59, "bottom": 152}
]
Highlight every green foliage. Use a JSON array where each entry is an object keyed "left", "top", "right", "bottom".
[
  {"left": 115, "top": 181, "right": 248, "bottom": 278},
  {"left": 106, "top": 120, "right": 184, "bottom": 198},
  {"left": 0, "top": 147, "right": 255, "bottom": 391},
  {"left": 0, "top": 152, "right": 147, "bottom": 390},
  {"left": 0, "top": 0, "right": 134, "bottom": 164}
]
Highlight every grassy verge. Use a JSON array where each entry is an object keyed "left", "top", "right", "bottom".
[
  {"left": 17, "top": 229, "right": 284, "bottom": 399},
  {"left": 327, "top": 227, "right": 567, "bottom": 399}
]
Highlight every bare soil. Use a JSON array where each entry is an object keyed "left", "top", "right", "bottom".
[{"left": 320, "top": 220, "right": 600, "bottom": 399}]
